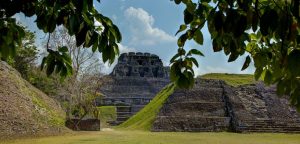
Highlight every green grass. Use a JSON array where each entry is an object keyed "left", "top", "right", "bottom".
[
  {"left": 97, "top": 106, "right": 117, "bottom": 127},
  {"left": 2, "top": 130, "right": 300, "bottom": 144},
  {"left": 117, "top": 83, "right": 176, "bottom": 131},
  {"left": 200, "top": 73, "right": 256, "bottom": 87}
]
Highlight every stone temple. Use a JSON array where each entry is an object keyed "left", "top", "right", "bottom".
[
  {"left": 98, "top": 52, "right": 170, "bottom": 124},
  {"left": 99, "top": 52, "right": 300, "bottom": 132},
  {"left": 111, "top": 52, "right": 169, "bottom": 78}
]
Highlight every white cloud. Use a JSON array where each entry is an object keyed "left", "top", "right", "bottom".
[
  {"left": 124, "top": 7, "right": 176, "bottom": 46},
  {"left": 118, "top": 43, "right": 136, "bottom": 53}
]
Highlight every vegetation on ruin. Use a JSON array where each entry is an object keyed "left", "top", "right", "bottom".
[
  {"left": 2, "top": 131, "right": 300, "bottom": 144},
  {"left": 200, "top": 73, "right": 256, "bottom": 87},
  {"left": 118, "top": 84, "right": 176, "bottom": 131}
]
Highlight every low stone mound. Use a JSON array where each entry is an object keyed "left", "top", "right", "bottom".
[
  {"left": 152, "top": 79, "right": 300, "bottom": 133},
  {"left": 0, "top": 61, "right": 68, "bottom": 138}
]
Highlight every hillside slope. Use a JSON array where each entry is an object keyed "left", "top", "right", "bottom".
[
  {"left": 0, "top": 61, "right": 68, "bottom": 138},
  {"left": 200, "top": 73, "right": 255, "bottom": 86}
]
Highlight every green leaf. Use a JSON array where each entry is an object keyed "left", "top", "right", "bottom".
[
  {"left": 174, "top": 0, "right": 181, "bottom": 4},
  {"left": 58, "top": 46, "right": 68, "bottom": 53},
  {"left": 228, "top": 53, "right": 239, "bottom": 62},
  {"left": 177, "top": 33, "right": 188, "bottom": 47},
  {"left": 92, "top": 37, "right": 99, "bottom": 52},
  {"left": 214, "top": 11, "right": 223, "bottom": 31},
  {"left": 176, "top": 71, "right": 194, "bottom": 89},
  {"left": 187, "top": 57, "right": 199, "bottom": 67},
  {"left": 252, "top": 13, "right": 258, "bottom": 32},
  {"left": 254, "top": 68, "right": 263, "bottom": 80},
  {"left": 253, "top": 52, "right": 268, "bottom": 68},
  {"left": 177, "top": 48, "right": 186, "bottom": 56},
  {"left": 187, "top": 49, "right": 204, "bottom": 56},
  {"left": 193, "top": 30, "right": 204, "bottom": 45},
  {"left": 170, "top": 53, "right": 180, "bottom": 63},
  {"left": 264, "top": 69, "right": 272, "bottom": 85},
  {"left": 260, "top": 11, "right": 270, "bottom": 36},
  {"left": 176, "top": 24, "right": 187, "bottom": 35},
  {"left": 184, "top": 9, "right": 193, "bottom": 24},
  {"left": 241, "top": 55, "right": 251, "bottom": 70},
  {"left": 170, "top": 62, "right": 181, "bottom": 81},
  {"left": 268, "top": 9, "right": 278, "bottom": 32},
  {"left": 213, "top": 39, "right": 222, "bottom": 52},
  {"left": 288, "top": 49, "right": 300, "bottom": 76},
  {"left": 46, "top": 58, "right": 56, "bottom": 76},
  {"left": 41, "top": 57, "right": 47, "bottom": 71}
]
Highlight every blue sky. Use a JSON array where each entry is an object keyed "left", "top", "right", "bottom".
[{"left": 16, "top": 0, "right": 255, "bottom": 76}]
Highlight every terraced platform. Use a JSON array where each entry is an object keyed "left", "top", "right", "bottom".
[{"left": 152, "top": 79, "right": 300, "bottom": 133}]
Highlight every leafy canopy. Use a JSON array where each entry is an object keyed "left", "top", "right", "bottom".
[
  {"left": 171, "top": 0, "right": 300, "bottom": 109},
  {"left": 1, "top": 0, "right": 300, "bottom": 109},
  {"left": 0, "top": 0, "right": 121, "bottom": 77}
]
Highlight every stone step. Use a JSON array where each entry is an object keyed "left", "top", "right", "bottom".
[
  {"left": 117, "top": 112, "right": 132, "bottom": 117},
  {"left": 116, "top": 116, "right": 130, "bottom": 122},
  {"left": 239, "top": 129, "right": 300, "bottom": 133},
  {"left": 159, "top": 102, "right": 226, "bottom": 117},
  {"left": 167, "top": 88, "right": 224, "bottom": 103},
  {"left": 152, "top": 116, "right": 230, "bottom": 132}
]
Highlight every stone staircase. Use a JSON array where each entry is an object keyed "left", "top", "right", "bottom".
[
  {"left": 152, "top": 79, "right": 300, "bottom": 133},
  {"left": 153, "top": 116, "right": 230, "bottom": 132},
  {"left": 115, "top": 106, "right": 132, "bottom": 124},
  {"left": 152, "top": 79, "right": 231, "bottom": 132},
  {"left": 235, "top": 119, "right": 300, "bottom": 133},
  {"left": 225, "top": 82, "right": 300, "bottom": 133}
]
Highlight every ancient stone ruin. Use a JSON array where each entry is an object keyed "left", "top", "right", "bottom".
[
  {"left": 152, "top": 79, "right": 300, "bottom": 133},
  {"left": 99, "top": 52, "right": 300, "bottom": 133},
  {"left": 98, "top": 52, "right": 170, "bottom": 124},
  {"left": 111, "top": 52, "right": 169, "bottom": 78}
]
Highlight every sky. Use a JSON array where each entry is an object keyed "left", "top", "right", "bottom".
[{"left": 16, "top": 0, "right": 255, "bottom": 76}]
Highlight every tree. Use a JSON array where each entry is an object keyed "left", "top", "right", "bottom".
[
  {"left": 47, "top": 27, "right": 101, "bottom": 78},
  {"left": 0, "top": 0, "right": 121, "bottom": 78},
  {"left": 1, "top": 0, "right": 300, "bottom": 109},
  {"left": 46, "top": 27, "right": 105, "bottom": 128},
  {"left": 67, "top": 73, "right": 103, "bottom": 130},
  {"left": 170, "top": 0, "right": 300, "bottom": 109},
  {"left": 7, "top": 27, "right": 39, "bottom": 79}
]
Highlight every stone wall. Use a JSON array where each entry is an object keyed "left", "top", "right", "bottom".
[{"left": 65, "top": 119, "right": 100, "bottom": 131}]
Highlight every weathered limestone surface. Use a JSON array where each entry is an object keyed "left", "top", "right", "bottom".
[
  {"left": 111, "top": 52, "right": 169, "bottom": 78},
  {"left": 226, "top": 83, "right": 300, "bottom": 132},
  {"left": 98, "top": 52, "right": 170, "bottom": 124},
  {"left": 152, "top": 79, "right": 300, "bottom": 133}
]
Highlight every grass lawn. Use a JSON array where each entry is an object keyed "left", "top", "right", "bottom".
[
  {"left": 200, "top": 73, "right": 256, "bottom": 87},
  {"left": 2, "top": 130, "right": 300, "bottom": 144}
]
